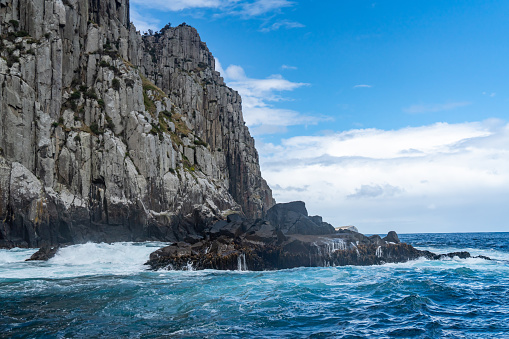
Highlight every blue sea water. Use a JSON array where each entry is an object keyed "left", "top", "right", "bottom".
[{"left": 0, "top": 233, "right": 508, "bottom": 338}]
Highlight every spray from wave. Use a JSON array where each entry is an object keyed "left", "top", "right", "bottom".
[{"left": 0, "top": 242, "right": 168, "bottom": 279}]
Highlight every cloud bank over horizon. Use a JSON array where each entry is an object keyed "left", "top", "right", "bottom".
[{"left": 259, "top": 120, "right": 509, "bottom": 234}]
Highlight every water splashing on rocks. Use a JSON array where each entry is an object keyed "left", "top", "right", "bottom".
[{"left": 237, "top": 253, "right": 247, "bottom": 271}]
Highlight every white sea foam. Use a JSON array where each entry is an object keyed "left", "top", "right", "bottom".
[
  {"left": 375, "top": 247, "right": 509, "bottom": 273},
  {"left": 1, "top": 241, "right": 507, "bottom": 281},
  {"left": 0, "top": 242, "right": 168, "bottom": 280},
  {"left": 185, "top": 261, "right": 195, "bottom": 271},
  {"left": 415, "top": 245, "right": 509, "bottom": 262},
  {"left": 0, "top": 248, "right": 38, "bottom": 264}
]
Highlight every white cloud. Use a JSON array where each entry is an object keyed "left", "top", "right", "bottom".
[
  {"left": 214, "top": 58, "right": 226, "bottom": 77},
  {"left": 215, "top": 58, "right": 323, "bottom": 134},
  {"left": 403, "top": 101, "right": 471, "bottom": 114},
  {"left": 130, "top": 8, "right": 160, "bottom": 33},
  {"left": 131, "top": 1, "right": 299, "bottom": 36},
  {"left": 260, "top": 20, "right": 305, "bottom": 32},
  {"left": 228, "top": 73, "right": 307, "bottom": 98},
  {"left": 353, "top": 84, "right": 372, "bottom": 88},
  {"left": 242, "top": 106, "right": 317, "bottom": 127},
  {"left": 281, "top": 65, "right": 298, "bottom": 70},
  {"left": 131, "top": 0, "right": 294, "bottom": 16},
  {"left": 347, "top": 184, "right": 403, "bottom": 199},
  {"left": 239, "top": 0, "right": 294, "bottom": 16},
  {"left": 260, "top": 119, "right": 509, "bottom": 233},
  {"left": 130, "top": 0, "right": 228, "bottom": 11}
]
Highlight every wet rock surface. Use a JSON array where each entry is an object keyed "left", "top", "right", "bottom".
[
  {"left": 146, "top": 202, "right": 490, "bottom": 271},
  {"left": 26, "top": 244, "right": 60, "bottom": 261}
]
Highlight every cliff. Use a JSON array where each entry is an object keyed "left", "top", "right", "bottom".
[{"left": 0, "top": 0, "right": 274, "bottom": 248}]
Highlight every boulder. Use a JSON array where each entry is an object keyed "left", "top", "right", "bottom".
[
  {"left": 265, "top": 202, "right": 335, "bottom": 235},
  {"left": 26, "top": 244, "right": 59, "bottom": 261},
  {"left": 336, "top": 225, "right": 359, "bottom": 233},
  {"left": 383, "top": 231, "right": 400, "bottom": 244},
  {"left": 243, "top": 220, "right": 278, "bottom": 244}
]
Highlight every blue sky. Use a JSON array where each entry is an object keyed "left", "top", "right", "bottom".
[{"left": 131, "top": 0, "right": 509, "bottom": 234}]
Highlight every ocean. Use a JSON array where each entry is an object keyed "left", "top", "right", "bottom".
[{"left": 1, "top": 232, "right": 508, "bottom": 338}]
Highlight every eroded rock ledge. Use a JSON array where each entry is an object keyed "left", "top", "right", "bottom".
[{"left": 146, "top": 202, "right": 490, "bottom": 271}]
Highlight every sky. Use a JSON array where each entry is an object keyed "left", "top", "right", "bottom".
[{"left": 130, "top": 0, "right": 509, "bottom": 234}]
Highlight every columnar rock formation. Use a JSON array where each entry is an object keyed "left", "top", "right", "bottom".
[{"left": 0, "top": 0, "right": 274, "bottom": 248}]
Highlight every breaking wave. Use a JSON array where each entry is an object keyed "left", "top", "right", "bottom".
[{"left": 1, "top": 233, "right": 508, "bottom": 337}]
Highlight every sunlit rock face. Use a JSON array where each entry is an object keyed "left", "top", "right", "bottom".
[{"left": 0, "top": 0, "right": 273, "bottom": 248}]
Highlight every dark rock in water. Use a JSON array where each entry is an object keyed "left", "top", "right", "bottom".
[
  {"left": 437, "top": 251, "right": 471, "bottom": 260},
  {"left": 147, "top": 234, "right": 490, "bottom": 271},
  {"left": 383, "top": 231, "right": 400, "bottom": 244},
  {"left": 476, "top": 255, "right": 492, "bottom": 261},
  {"left": 425, "top": 251, "right": 489, "bottom": 261},
  {"left": 26, "top": 244, "right": 60, "bottom": 261},
  {"left": 146, "top": 201, "right": 490, "bottom": 271}
]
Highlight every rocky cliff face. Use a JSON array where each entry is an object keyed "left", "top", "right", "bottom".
[{"left": 0, "top": 0, "right": 274, "bottom": 248}]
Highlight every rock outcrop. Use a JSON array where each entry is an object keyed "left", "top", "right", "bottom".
[
  {"left": 147, "top": 201, "right": 490, "bottom": 271},
  {"left": 0, "top": 0, "right": 274, "bottom": 248},
  {"left": 336, "top": 225, "right": 359, "bottom": 233},
  {"left": 25, "top": 243, "right": 59, "bottom": 261}
]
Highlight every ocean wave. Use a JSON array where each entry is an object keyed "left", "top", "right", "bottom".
[
  {"left": 1, "top": 235, "right": 509, "bottom": 337},
  {"left": 0, "top": 242, "right": 168, "bottom": 280},
  {"left": 0, "top": 248, "right": 38, "bottom": 264}
]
